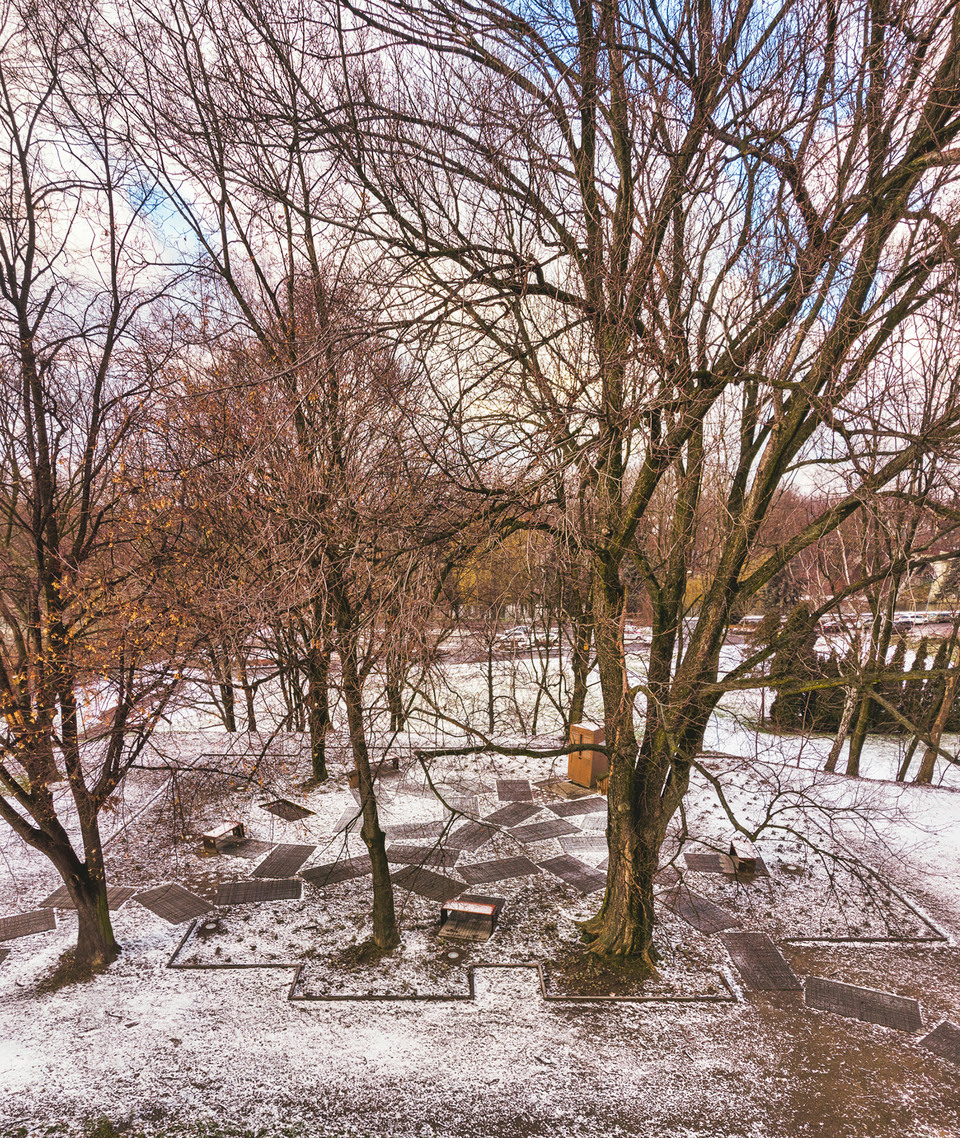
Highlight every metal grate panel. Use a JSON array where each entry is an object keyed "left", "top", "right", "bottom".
[
  {"left": 538, "top": 855, "right": 606, "bottom": 895},
  {"left": 546, "top": 797, "right": 606, "bottom": 818},
  {"left": 510, "top": 819, "right": 580, "bottom": 843},
  {"left": 458, "top": 857, "right": 540, "bottom": 885},
  {"left": 720, "top": 931, "right": 801, "bottom": 991},
  {"left": 390, "top": 866, "right": 464, "bottom": 902},
  {"left": 683, "top": 852, "right": 728, "bottom": 873},
  {"left": 135, "top": 884, "right": 212, "bottom": 924},
  {"left": 496, "top": 779, "right": 533, "bottom": 802},
  {"left": 559, "top": 834, "right": 608, "bottom": 857},
  {"left": 41, "top": 885, "right": 137, "bottom": 911},
  {"left": 252, "top": 844, "right": 316, "bottom": 878},
  {"left": 0, "top": 909, "right": 56, "bottom": 942},
  {"left": 661, "top": 886, "right": 742, "bottom": 934},
  {"left": 483, "top": 803, "right": 541, "bottom": 827},
  {"left": 805, "top": 976, "right": 923, "bottom": 1031},
  {"left": 919, "top": 1021, "right": 960, "bottom": 1065},
  {"left": 260, "top": 798, "right": 314, "bottom": 821},
  {"left": 216, "top": 878, "right": 302, "bottom": 905},
  {"left": 301, "top": 856, "right": 371, "bottom": 887},
  {"left": 382, "top": 820, "right": 445, "bottom": 840},
  {"left": 387, "top": 844, "right": 460, "bottom": 869},
  {"left": 445, "top": 822, "right": 494, "bottom": 851}
]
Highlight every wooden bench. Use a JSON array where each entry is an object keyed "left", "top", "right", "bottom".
[
  {"left": 729, "top": 835, "right": 758, "bottom": 873},
  {"left": 439, "top": 895, "right": 504, "bottom": 943},
  {"left": 201, "top": 820, "right": 245, "bottom": 853}
]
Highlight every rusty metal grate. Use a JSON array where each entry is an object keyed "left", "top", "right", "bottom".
[
  {"left": 41, "top": 884, "right": 137, "bottom": 911},
  {"left": 560, "top": 834, "right": 607, "bottom": 857},
  {"left": 260, "top": 798, "right": 314, "bottom": 821},
  {"left": 387, "top": 844, "right": 460, "bottom": 869},
  {"left": 538, "top": 855, "right": 606, "bottom": 895},
  {"left": 720, "top": 931, "right": 801, "bottom": 991},
  {"left": 483, "top": 803, "right": 540, "bottom": 827},
  {"left": 382, "top": 820, "right": 445, "bottom": 840},
  {"left": 390, "top": 866, "right": 464, "bottom": 902},
  {"left": 510, "top": 819, "right": 580, "bottom": 843},
  {"left": 445, "top": 822, "right": 494, "bottom": 852},
  {"left": 216, "top": 878, "right": 302, "bottom": 905},
  {"left": 496, "top": 779, "right": 533, "bottom": 802},
  {"left": 545, "top": 797, "right": 606, "bottom": 818},
  {"left": 661, "top": 886, "right": 742, "bottom": 934},
  {"left": 804, "top": 977, "right": 923, "bottom": 1031},
  {"left": 252, "top": 844, "right": 316, "bottom": 878},
  {"left": 459, "top": 857, "right": 540, "bottom": 885},
  {"left": 683, "top": 852, "right": 728, "bottom": 873},
  {"left": 0, "top": 909, "right": 56, "bottom": 942},
  {"left": 135, "top": 884, "right": 213, "bottom": 924},
  {"left": 919, "top": 1021, "right": 960, "bottom": 1065},
  {"left": 301, "top": 857, "right": 371, "bottom": 887}
]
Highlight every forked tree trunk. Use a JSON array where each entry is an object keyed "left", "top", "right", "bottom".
[
  {"left": 576, "top": 555, "right": 660, "bottom": 976},
  {"left": 915, "top": 660, "right": 960, "bottom": 784},
  {"left": 825, "top": 687, "right": 858, "bottom": 773},
  {"left": 48, "top": 831, "right": 120, "bottom": 971}
]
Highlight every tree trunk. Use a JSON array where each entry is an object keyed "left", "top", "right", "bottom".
[
  {"left": 332, "top": 579, "right": 399, "bottom": 950},
  {"left": 486, "top": 642, "right": 495, "bottom": 734},
  {"left": 578, "top": 754, "right": 659, "bottom": 968},
  {"left": 576, "top": 552, "right": 659, "bottom": 976},
  {"left": 825, "top": 687, "right": 857, "bottom": 773},
  {"left": 385, "top": 657, "right": 406, "bottom": 733},
  {"left": 237, "top": 655, "right": 258, "bottom": 733},
  {"left": 209, "top": 649, "right": 237, "bottom": 732},
  {"left": 306, "top": 641, "right": 331, "bottom": 782},
  {"left": 915, "top": 659, "right": 960, "bottom": 784},
  {"left": 568, "top": 618, "right": 592, "bottom": 727},
  {"left": 48, "top": 836, "right": 120, "bottom": 971}
]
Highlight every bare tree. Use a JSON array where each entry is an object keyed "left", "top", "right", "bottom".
[
  {"left": 0, "top": 5, "right": 181, "bottom": 971},
  {"left": 283, "top": 0, "right": 960, "bottom": 971}
]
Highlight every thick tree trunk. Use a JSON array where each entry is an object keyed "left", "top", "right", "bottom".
[
  {"left": 578, "top": 754, "right": 659, "bottom": 970},
  {"left": 576, "top": 552, "right": 659, "bottom": 976},
  {"left": 48, "top": 836, "right": 120, "bottom": 971}
]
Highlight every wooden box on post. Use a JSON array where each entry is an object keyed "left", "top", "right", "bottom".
[{"left": 567, "top": 722, "right": 607, "bottom": 788}]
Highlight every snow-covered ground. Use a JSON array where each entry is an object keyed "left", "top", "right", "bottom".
[{"left": 2, "top": 646, "right": 960, "bottom": 1137}]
